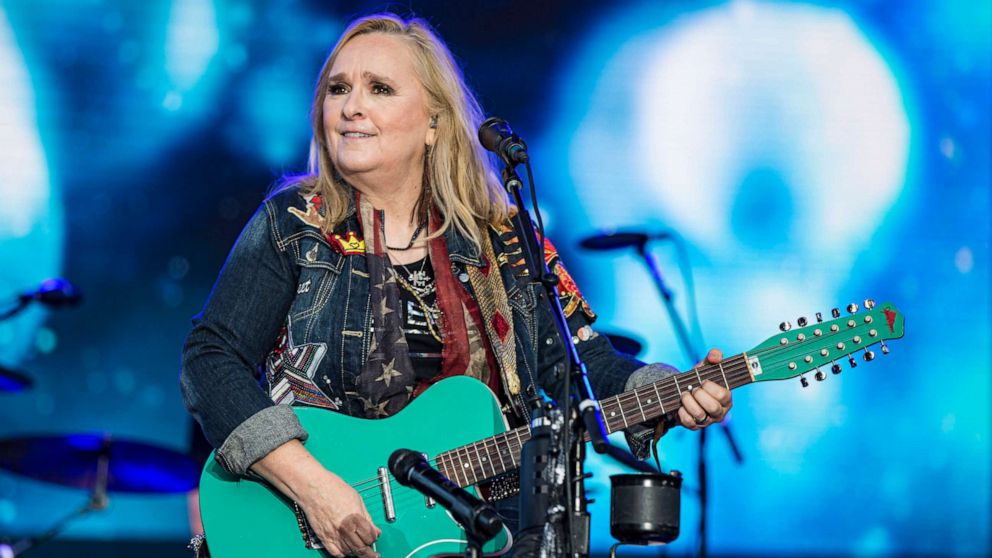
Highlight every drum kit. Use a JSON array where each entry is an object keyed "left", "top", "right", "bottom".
[{"left": 0, "top": 281, "right": 201, "bottom": 556}]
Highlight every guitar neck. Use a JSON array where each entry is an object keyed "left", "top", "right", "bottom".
[{"left": 433, "top": 353, "right": 755, "bottom": 488}]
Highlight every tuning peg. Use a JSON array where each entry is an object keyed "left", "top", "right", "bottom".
[
  {"left": 864, "top": 299, "right": 876, "bottom": 310},
  {"left": 800, "top": 376, "right": 809, "bottom": 388},
  {"left": 831, "top": 308, "right": 841, "bottom": 318},
  {"left": 880, "top": 340, "right": 890, "bottom": 354},
  {"left": 814, "top": 368, "right": 826, "bottom": 381},
  {"left": 863, "top": 349, "right": 875, "bottom": 362},
  {"left": 847, "top": 303, "right": 859, "bottom": 314},
  {"left": 815, "top": 312, "right": 823, "bottom": 323},
  {"left": 779, "top": 321, "right": 792, "bottom": 332},
  {"left": 831, "top": 362, "right": 842, "bottom": 375},
  {"left": 848, "top": 356, "right": 858, "bottom": 368},
  {"left": 797, "top": 316, "right": 808, "bottom": 327}
]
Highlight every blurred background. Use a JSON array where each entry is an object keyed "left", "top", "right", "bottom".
[{"left": 0, "top": 0, "right": 988, "bottom": 556}]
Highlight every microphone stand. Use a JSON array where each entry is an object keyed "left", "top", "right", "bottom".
[
  {"left": 631, "top": 237, "right": 744, "bottom": 558},
  {"left": 1, "top": 435, "right": 111, "bottom": 556},
  {"left": 498, "top": 160, "right": 612, "bottom": 558}
]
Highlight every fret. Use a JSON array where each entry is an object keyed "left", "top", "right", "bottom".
[
  {"left": 477, "top": 441, "right": 493, "bottom": 479},
  {"left": 653, "top": 381, "right": 666, "bottom": 415},
  {"left": 633, "top": 389, "right": 647, "bottom": 423},
  {"left": 694, "top": 366, "right": 704, "bottom": 387},
  {"left": 492, "top": 435, "right": 507, "bottom": 474},
  {"left": 447, "top": 451, "right": 464, "bottom": 487},
  {"left": 673, "top": 375, "right": 683, "bottom": 398},
  {"left": 512, "top": 429, "right": 524, "bottom": 467},
  {"left": 457, "top": 446, "right": 475, "bottom": 486},
  {"left": 717, "top": 361, "right": 729, "bottom": 389},
  {"left": 466, "top": 445, "right": 479, "bottom": 484},
  {"left": 601, "top": 399, "right": 617, "bottom": 434},
  {"left": 619, "top": 399, "right": 629, "bottom": 429}
]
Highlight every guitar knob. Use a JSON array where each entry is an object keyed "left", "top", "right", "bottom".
[
  {"left": 831, "top": 363, "right": 842, "bottom": 375},
  {"left": 800, "top": 376, "right": 809, "bottom": 388},
  {"left": 847, "top": 303, "right": 859, "bottom": 314},
  {"left": 815, "top": 312, "right": 823, "bottom": 323},
  {"left": 880, "top": 340, "right": 890, "bottom": 354},
  {"left": 848, "top": 356, "right": 858, "bottom": 368},
  {"left": 815, "top": 369, "right": 826, "bottom": 381},
  {"left": 831, "top": 308, "right": 841, "bottom": 318},
  {"left": 864, "top": 299, "right": 876, "bottom": 310},
  {"left": 797, "top": 316, "right": 808, "bottom": 327},
  {"left": 864, "top": 350, "right": 875, "bottom": 362},
  {"left": 779, "top": 321, "right": 792, "bottom": 332}
]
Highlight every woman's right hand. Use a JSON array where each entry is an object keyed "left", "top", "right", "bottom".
[
  {"left": 251, "top": 440, "right": 381, "bottom": 557},
  {"left": 297, "top": 467, "right": 381, "bottom": 557}
]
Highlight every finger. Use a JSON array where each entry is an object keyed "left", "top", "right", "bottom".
[
  {"left": 680, "top": 390, "right": 707, "bottom": 424},
  {"left": 705, "top": 348, "right": 723, "bottom": 363},
  {"left": 678, "top": 407, "right": 701, "bottom": 430},
  {"left": 323, "top": 541, "right": 346, "bottom": 558},
  {"left": 701, "top": 380, "right": 732, "bottom": 407},
  {"left": 340, "top": 517, "right": 373, "bottom": 553},
  {"left": 693, "top": 385, "right": 725, "bottom": 418},
  {"left": 354, "top": 519, "right": 379, "bottom": 546}
]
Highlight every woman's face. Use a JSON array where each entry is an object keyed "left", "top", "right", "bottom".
[{"left": 322, "top": 33, "right": 436, "bottom": 185}]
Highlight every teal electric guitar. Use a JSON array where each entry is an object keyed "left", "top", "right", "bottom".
[{"left": 199, "top": 301, "right": 905, "bottom": 557}]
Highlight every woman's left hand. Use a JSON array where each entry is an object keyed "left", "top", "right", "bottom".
[{"left": 677, "top": 348, "right": 733, "bottom": 430}]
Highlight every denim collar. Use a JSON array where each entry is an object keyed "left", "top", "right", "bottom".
[{"left": 336, "top": 183, "right": 483, "bottom": 267}]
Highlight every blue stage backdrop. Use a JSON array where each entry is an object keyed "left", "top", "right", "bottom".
[{"left": 0, "top": 1, "right": 988, "bottom": 556}]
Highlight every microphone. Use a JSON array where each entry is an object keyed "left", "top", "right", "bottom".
[
  {"left": 19, "top": 278, "right": 82, "bottom": 308},
  {"left": 388, "top": 449, "right": 503, "bottom": 541},
  {"left": 578, "top": 231, "right": 671, "bottom": 252},
  {"left": 478, "top": 117, "right": 529, "bottom": 165}
]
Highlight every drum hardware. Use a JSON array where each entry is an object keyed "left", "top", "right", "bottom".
[
  {"left": 0, "top": 366, "right": 33, "bottom": 393},
  {"left": 0, "top": 433, "right": 200, "bottom": 556},
  {"left": 608, "top": 471, "right": 682, "bottom": 556}
]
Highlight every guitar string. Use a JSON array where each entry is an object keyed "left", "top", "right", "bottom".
[
  {"left": 347, "top": 362, "right": 759, "bottom": 497},
  {"left": 350, "top": 352, "right": 801, "bottom": 495},
  {"left": 346, "top": 320, "right": 883, "bottom": 497}
]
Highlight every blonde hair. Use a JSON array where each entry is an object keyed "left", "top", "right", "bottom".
[{"left": 285, "top": 13, "right": 511, "bottom": 249}]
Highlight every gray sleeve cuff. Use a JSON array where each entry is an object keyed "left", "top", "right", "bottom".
[
  {"left": 214, "top": 405, "right": 309, "bottom": 476},
  {"left": 622, "top": 362, "right": 679, "bottom": 460}
]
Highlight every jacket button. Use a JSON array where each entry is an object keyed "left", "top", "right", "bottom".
[
  {"left": 545, "top": 337, "right": 554, "bottom": 346},
  {"left": 458, "top": 273, "right": 469, "bottom": 283}
]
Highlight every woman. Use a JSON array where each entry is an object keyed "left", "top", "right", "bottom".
[{"left": 181, "top": 13, "right": 731, "bottom": 558}]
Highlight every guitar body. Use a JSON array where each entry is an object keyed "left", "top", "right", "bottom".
[{"left": 199, "top": 376, "right": 511, "bottom": 558}]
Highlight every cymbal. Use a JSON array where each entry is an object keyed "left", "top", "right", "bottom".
[
  {"left": 0, "top": 366, "right": 33, "bottom": 393},
  {"left": 602, "top": 331, "right": 645, "bottom": 357},
  {"left": 0, "top": 434, "right": 200, "bottom": 493}
]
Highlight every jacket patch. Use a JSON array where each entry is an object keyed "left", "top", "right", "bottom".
[{"left": 328, "top": 231, "right": 365, "bottom": 255}]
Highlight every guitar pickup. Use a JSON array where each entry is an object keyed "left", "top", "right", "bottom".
[{"left": 378, "top": 467, "right": 397, "bottom": 523}]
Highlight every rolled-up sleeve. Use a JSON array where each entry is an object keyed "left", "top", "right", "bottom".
[{"left": 180, "top": 200, "right": 307, "bottom": 476}]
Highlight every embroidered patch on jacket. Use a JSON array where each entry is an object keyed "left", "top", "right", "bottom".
[
  {"left": 328, "top": 231, "right": 365, "bottom": 255},
  {"left": 266, "top": 323, "right": 338, "bottom": 410},
  {"left": 288, "top": 193, "right": 325, "bottom": 229},
  {"left": 542, "top": 237, "right": 596, "bottom": 320}
]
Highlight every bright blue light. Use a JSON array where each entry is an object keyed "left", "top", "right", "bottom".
[{"left": 0, "top": 6, "right": 62, "bottom": 368}]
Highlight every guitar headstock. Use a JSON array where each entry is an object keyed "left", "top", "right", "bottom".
[{"left": 747, "top": 300, "right": 905, "bottom": 386}]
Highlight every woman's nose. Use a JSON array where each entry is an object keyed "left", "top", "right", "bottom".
[{"left": 342, "top": 89, "right": 366, "bottom": 119}]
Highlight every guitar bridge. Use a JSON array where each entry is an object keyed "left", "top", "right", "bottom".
[{"left": 292, "top": 501, "right": 324, "bottom": 550}]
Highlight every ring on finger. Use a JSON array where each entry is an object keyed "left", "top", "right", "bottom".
[{"left": 695, "top": 415, "right": 707, "bottom": 425}]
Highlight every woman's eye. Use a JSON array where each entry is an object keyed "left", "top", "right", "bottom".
[
  {"left": 371, "top": 83, "right": 393, "bottom": 95},
  {"left": 328, "top": 83, "right": 348, "bottom": 95}
]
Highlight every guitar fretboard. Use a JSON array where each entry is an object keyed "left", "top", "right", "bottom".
[{"left": 431, "top": 354, "right": 755, "bottom": 487}]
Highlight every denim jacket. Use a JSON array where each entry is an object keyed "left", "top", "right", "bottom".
[{"left": 180, "top": 187, "right": 675, "bottom": 475}]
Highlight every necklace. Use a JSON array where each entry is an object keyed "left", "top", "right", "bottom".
[
  {"left": 394, "top": 258, "right": 443, "bottom": 343},
  {"left": 385, "top": 220, "right": 427, "bottom": 251},
  {"left": 396, "top": 256, "right": 432, "bottom": 295}
]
